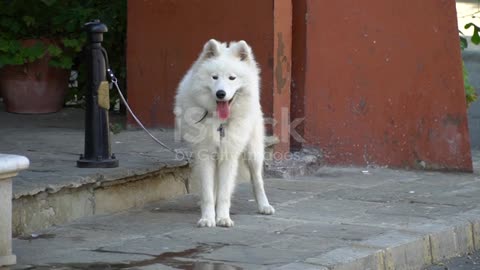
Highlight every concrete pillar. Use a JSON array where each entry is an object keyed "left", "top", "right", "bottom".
[
  {"left": 291, "top": 0, "right": 472, "bottom": 170},
  {"left": 272, "top": 0, "right": 292, "bottom": 154},
  {"left": 0, "top": 154, "right": 29, "bottom": 269}
]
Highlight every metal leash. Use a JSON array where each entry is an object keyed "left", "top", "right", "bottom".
[{"left": 106, "top": 68, "right": 190, "bottom": 161}]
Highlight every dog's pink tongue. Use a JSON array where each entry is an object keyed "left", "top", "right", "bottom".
[{"left": 216, "top": 101, "right": 230, "bottom": 120}]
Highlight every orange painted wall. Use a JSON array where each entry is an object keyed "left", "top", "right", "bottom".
[
  {"left": 292, "top": 0, "right": 472, "bottom": 170},
  {"left": 127, "top": 0, "right": 472, "bottom": 170},
  {"left": 127, "top": 0, "right": 275, "bottom": 128}
]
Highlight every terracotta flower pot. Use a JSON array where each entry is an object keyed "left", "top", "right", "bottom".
[{"left": 0, "top": 39, "right": 69, "bottom": 114}]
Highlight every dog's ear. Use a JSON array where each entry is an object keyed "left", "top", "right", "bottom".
[
  {"left": 202, "top": 39, "right": 221, "bottom": 59},
  {"left": 232, "top": 40, "right": 253, "bottom": 62}
]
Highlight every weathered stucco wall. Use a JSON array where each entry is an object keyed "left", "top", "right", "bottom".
[
  {"left": 292, "top": 0, "right": 472, "bottom": 170},
  {"left": 128, "top": 0, "right": 472, "bottom": 170},
  {"left": 127, "top": 0, "right": 275, "bottom": 127}
]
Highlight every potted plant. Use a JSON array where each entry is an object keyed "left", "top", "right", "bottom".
[{"left": 0, "top": 0, "right": 87, "bottom": 114}]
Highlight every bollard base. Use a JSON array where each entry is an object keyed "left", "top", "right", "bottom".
[{"left": 77, "top": 158, "right": 119, "bottom": 168}]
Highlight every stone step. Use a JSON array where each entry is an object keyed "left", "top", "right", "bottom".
[
  {"left": 0, "top": 154, "right": 29, "bottom": 269},
  {"left": 12, "top": 162, "right": 189, "bottom": 236},
  {"left": 0, "top": 105, "right": 193, "bottom": 236}
]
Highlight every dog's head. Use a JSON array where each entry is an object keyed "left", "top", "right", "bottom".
[{"left": 193, "top": 39, "right": 260, "bottom": 120}]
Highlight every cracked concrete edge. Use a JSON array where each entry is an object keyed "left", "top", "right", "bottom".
[
  {"left": 12, "top": 166, "right": 190, "bottom": 236},
  {"left": 13, "top": 163, "right": 190, "bottom": 199},
  {"left": 12, "top": 161, "right": 189, "bottom": 199},
  {"left": 300, "top": 215, "right": 480, "bottom": 270}
]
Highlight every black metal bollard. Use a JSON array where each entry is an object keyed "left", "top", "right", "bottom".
[{"left": 77, "top": 20, "right": 119, "bottom": 168}]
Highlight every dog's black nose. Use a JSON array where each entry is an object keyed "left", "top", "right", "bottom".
[{"left": 216, "top": 90, "right": 226, "bottom": 99}]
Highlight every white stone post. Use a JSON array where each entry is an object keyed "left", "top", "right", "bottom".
[{"left": 0, "top": 154, "right": 29, "bottom": 270}]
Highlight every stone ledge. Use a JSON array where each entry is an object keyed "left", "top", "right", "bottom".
[
  {"left": 0, "top": 154, "right": 29, "bottom": 179},
  {"left": 12, "top": 159, "right": 188, "bottom": 199},
  {"left": 12, "top": 165, "right": 189, "bottom": 236},
  {"left": 0, "top": 154, "right": 29, "bottom": 268}
]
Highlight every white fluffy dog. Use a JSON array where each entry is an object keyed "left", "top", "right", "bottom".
[{"left": 174, "top": 39, "right": 275, "bottom": 227}]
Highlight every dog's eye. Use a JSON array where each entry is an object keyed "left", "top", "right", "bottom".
[
  {"left": 229, "top": 76, "right": 236, "bottom": 81},
  {"left": 212, "top": 75, "right": 218, "bottom": 80}
]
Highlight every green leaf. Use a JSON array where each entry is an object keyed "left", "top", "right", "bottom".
[
  {"left": 8, "top": 21, "right": 21, "bottom": 34},
  {"left": 50, "top": 56, "right": 73, "bottom": 69},
  {"left": 40, "top": 0, "right": 57, "bottom": 6},
  {"left": 0, "top": 39, "right": 10, "bottom": 52},
  {"left": 465, "top": 23, "right": 480, "bottom": 45},
  {"left": 472, "top": 29, "right": 480, "bottom": 45},
  {"left": 460, "top": 36, "right": 468, "bottom": 50},
  {"left": 23, "top": 42, "right": 45, "bottom": 62},
  {"left": 463, "top": 61, "right": 478, "bottom": 107},
  {"left": 0, "top": 55, "right": 9, "bottom": 67},
  {"left": 10, "top": 40, "right": 21, "bottom": 50},
  {"left": 465, "top": 23, "right": 475, "bottom": 30},
  {"left": 62, "top": 38, "right": 83, "bottom": 51},
  {"left": 47, "top": 44, "right": 62, "bottom": 57},
  {"left": 9, "top": 54, "right": 24, "bottom": 65},
  {"left": 22, "top": 16, "right": 35, "bottom": 27}
]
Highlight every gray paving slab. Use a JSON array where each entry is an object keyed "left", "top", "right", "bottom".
[
  {"left": 424, "top": 249, "right": 480, "bottom": 270},
  {"left": 3, "top": 68, "right": 480, "bottom": 270},
  {"left": 10, "top": 166, "right": 480, "bottom": 270},
  {"left": 0, "top": 107, "right": 189, "bottom": 199},
  {"left": 305, "top": 246, "right": 385, "bottom": 270},
  {"left": 277, "top": 263, "right": 328, "bottom": 270}
]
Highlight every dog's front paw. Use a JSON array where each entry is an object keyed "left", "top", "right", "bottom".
[
  {"left": 197, "top": 218, "right": 216, "bottom": 228},
  {"left": 258, "top": 204, "right": 275, "bottom": 215},
  {"left": 216, "top": 217, "right": 234, "bottom": 227}
]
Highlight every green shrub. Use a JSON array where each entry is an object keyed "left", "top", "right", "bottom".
[{"left": 0, "top": 0, "right": 126, "bottom": 106}]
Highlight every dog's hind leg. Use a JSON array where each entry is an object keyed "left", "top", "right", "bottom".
[
  {"left": 194, "top": 155, "right": 217, "bottom": 227},
  {"left": 247, "top": 124, "right": 275, "bottom": 215}
]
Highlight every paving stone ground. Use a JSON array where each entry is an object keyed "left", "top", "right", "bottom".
[
  {"left": 0, "top": 107, "right": 187, "bottom": 199},
  {"left": 11, "top": 166, "right": 480, "bottom": 270},
  {"left": 424, "top": 251, "right": 480, "bottom": 270}
]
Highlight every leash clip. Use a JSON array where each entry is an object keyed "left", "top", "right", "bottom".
[
  {"left": 218, "top": 124, "right": 225, "bottom": 138},
  {"left": 106, "top": 68, "right": 117, "bottom": 84}
]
